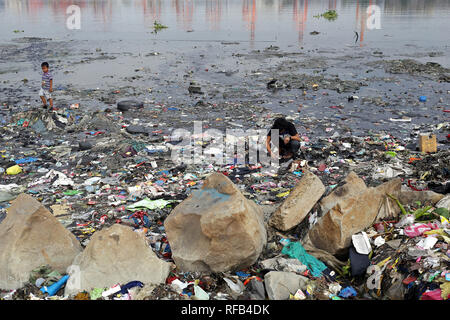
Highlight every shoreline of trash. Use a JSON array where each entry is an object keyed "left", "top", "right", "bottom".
[
  {"left": 0, "top": 34, "right": 449, "bottom": 300},
  {"left": 0, "top": 95, "right": 449, "bottom": 300}
]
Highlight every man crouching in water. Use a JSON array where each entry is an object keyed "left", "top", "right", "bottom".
[{"left": 266, "top": 117, "right": 301, "bottom": 160}]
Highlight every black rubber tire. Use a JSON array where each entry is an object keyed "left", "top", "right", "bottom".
[
  {"left": 117, "top": 100, "right": 144, "bottom": 112},
  {"left": 126, "top": 125, "right": 148, "bottom": 135},
  {"left": 79, "top": 141, "right": 94, "bottom": 151}
]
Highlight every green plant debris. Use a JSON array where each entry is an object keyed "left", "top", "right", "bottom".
[
  {"left": 314, "top": 10, "right": 338, "bottom": 21},
  {"left": 434, "top": 207, "right": 449, "bottom": 219},
  {"left": 387, "top": 194, "right": 407, "bottom": 215},
  {"left": 413, "top": 205, "right": 433, "bottom": 220},
  {"left": 152, "top": 21, "right": 168, "bottom": 34},
  {"left": 13, "top": 30, "right": 24, "bottom": 33},
  {"left": 388, "top": 194, "right": 448, "bottom": 221}
]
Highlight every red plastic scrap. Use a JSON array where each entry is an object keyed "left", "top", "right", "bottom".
[
  {"left": 243, "top": 276, "right": 263, "bottom": 286},
  {"left": 408, "top": 157, "right": 421, "bottom": 164},
  {"left": 166, "top": 276, "right": 178, "bottom": 284},
  {"left": 420, "top": 289, "right": 443, "bottom": 300},
  {"left": 402, "top": 275, "right": 417, "bottom": 285},
  {"left": 407, "top": 179, "right": 428, "bottom": 192},
  {"left": 76, "top": 221, "right": 92, "bottom": 227},
  {"left": 99, "top": 215, "right": 108, "bottom": 224},
  {"left": 129, "top": 210, "right": 148, "bottom": 225}
]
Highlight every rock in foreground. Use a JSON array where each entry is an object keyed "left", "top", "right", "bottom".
[
  {"left": 269, "top": 170, "right": 325, "bottom": 231},
  {"left": 64, "top": 224, "right": 172, "bottom": 296},
  {"left": 309, "top": 176, "right": 402, "bottom": 256},
  {"left": 264, "top": 271, "right": 309, "bottom": 300},
  {"left": 165, "top": 172, "right": 267, "bottom": 273},
  {"left": 0, "top": 194, "right": 82, "bottom": 290}
]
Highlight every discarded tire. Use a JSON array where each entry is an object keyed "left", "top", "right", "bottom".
[
  {"left": 79, "top": 141, "right": 94, "bottom": 151},
  {"left": 117, "top": 100, "right": 144, "bottom": 112},
  {"left": 126, "top": 125, "right": 148, "bottom": 135}
]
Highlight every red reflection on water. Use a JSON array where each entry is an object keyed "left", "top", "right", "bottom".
[
  {"left": 4, "top": 0, "right": 439, "bottom": 45},
  {"left": 242, "top": 0, "right": 256, "bottom": 45},
  {"left": 328, "top": 0, "right": 337, "bottom": 10},
  {"left": 205, "top": 0, "right": 222, "bottom": 31},
  {"left": 293, "top": 0, "right": 309, "bottom": 44},
  {"left": 173, "top": 0, "right": 194, "bottom": 31}
]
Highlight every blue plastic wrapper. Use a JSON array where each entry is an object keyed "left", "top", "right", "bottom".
[{"left": 339, "top": 286, "right": 357, "bottom": 298}]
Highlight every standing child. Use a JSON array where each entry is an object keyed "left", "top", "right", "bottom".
[{"left": 39, "top": 62, "right": 53, "bottom": 110}]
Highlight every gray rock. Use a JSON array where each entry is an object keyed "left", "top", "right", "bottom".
[
  {"left": 309, "top": 177, "right": 402, "bottom": 255},
  {"left": 165, "top": 172, "right": 267, "bottom": 273},
  {"left": 64, "top": 224, "right": 172, "bottom": 296},
  {"left": 436, "top": 195, "right": 450, "bottom": 211},
  {"left": 0, "top": 194, "right": 82, "bottom": 290},
  {"left": 260, "top": 257, "right": 307, "bottom": 274},
  {"left": 399, "top": 188, "right": 445, "bottom": 207},
  {"left": 269, "top": 170, "right": 325, "bottom": 231},
  {"left": 319, "top": 171, "right": 367, "bottom": 214},
  {"left": 264, "top": 271, "right": 309, "bottom": 300}
]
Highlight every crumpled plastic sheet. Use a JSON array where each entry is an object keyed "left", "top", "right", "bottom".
[
  {"left": 28, "top": 169, "right": 74, "bottom": 188},
  {"left": 126, "top": 198, "right": 173, "bottom": 211},
  {"left": 372, "top": 163, "right": 412, "bottom": 180},
  {"left": 404, "top": 222, "right": 439, "bottom": 237},
  {"left": 339, "top": 286, "right": 357, "bottom": 298},
  {"left": 281, "top": 241, "right": 328, "bottom": 277},
  {"left": 420, "top": 289, "right": 443, "bottom": 300}
]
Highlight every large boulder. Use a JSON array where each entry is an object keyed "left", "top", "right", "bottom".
[
  {"left": 399, "top": 188, "right": 445, "bottom": 207},
  {"left": 164, "top": 172, "right": 267, "bottom": 273},
  {"left": 377, "top": 187, "right": 445, "bottom": 221},
  {"left": 0, "top": 194, "right": 82, "bottom": 290},
  {"left": 269, "top": 171, "right": 325, "bottom": 231},
  {"left": 264, "top": 271, "right": 309, "bottom": 300},
  {"left": 309, "top": 177, "right": 402, "bottom": 256},
  {"left": 65, "top": 224, "right": 172, "bottom": 296},
  {"left": 319, "top": 171, "right": 367, "bottom": 214}
]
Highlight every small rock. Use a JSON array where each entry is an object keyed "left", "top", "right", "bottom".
[
  {"left": 436, "top": 195, "right": 450, "bottom": 211},
  {"left": 0, "top": 194, "right": 82, "bottom": 290},
  {"left": 264, "top": 271, "right": 309, "bottom": 300}
]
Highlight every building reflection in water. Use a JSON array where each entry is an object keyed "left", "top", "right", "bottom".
[
  {"left": 205, "top": 0, "right": 222, "bottom": 31},
  {"left": 173, "top": 0, "right": 194, "bottom": 31},
  {"left": 1, "top": 0, "right": 448, "bottom": 44},
  {"left": 242, "top": 0, "right": 256, "bottom": 45}
]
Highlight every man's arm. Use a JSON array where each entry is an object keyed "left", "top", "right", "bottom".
[
  {"left": 266, "top": 135, "right": 272, "bottom": 155},
  {"left": 49, "top": 79, "right": 53, "bottom": 92},
  {"left": 290, "top": 133, "right": 301, "bottom": 141}
]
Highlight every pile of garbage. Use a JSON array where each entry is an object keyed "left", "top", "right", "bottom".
[{"left": 0, "top": 100, "right": 449, "bottom": 300}]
